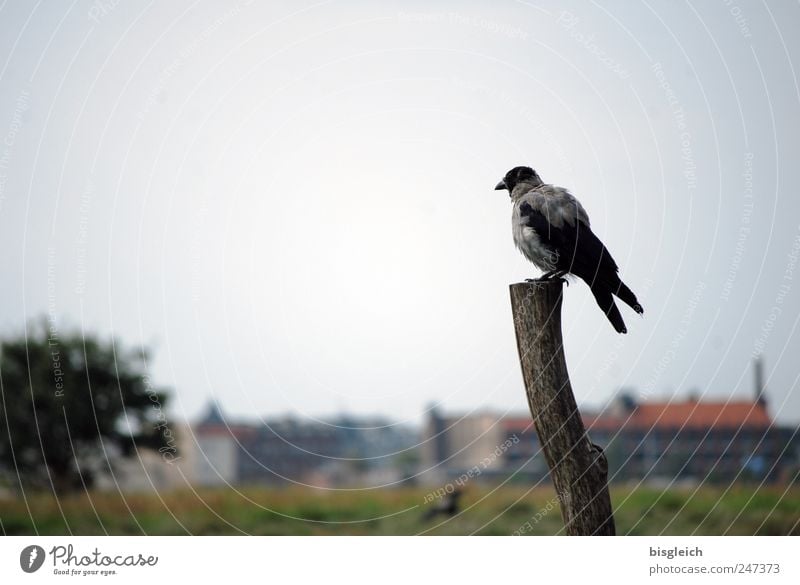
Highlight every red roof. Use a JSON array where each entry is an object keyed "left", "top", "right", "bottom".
[
  {"left": 627, "top": 400, "right": 770, "bottom": 430},
  {"left": 503, "top": 417, "right": 536, "bottom": 434},
  {"left": 504, "top": 400, "right": 771, "bottom": 434},
  {"left": 195, "top": 423, "right": 258, "bottom": 440},
  {"left": 583, "top": 413, "right": 625, "bottom": 433}
]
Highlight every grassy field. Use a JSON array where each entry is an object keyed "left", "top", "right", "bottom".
[{"left": 2, "top": 484, "right": 799, "bottom": 536}]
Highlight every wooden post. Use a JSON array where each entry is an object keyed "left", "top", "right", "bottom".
[{"left": 509, "top": 280, "right": 615, "bottom": 536}]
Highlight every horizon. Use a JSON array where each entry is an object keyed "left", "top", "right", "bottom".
[{"left": 184, "top": 362, "right": 792, "bottom": 427}]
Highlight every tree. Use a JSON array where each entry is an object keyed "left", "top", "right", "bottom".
[{"left": 0, "top": 319, "right": 173, "bottom": 493}]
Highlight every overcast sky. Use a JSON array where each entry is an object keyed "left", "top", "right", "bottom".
[{"left": 1, "top": 0, "right": 799, "bottom": 427}]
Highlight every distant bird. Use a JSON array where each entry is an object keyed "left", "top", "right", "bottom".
[
  {"left": 421, "top": 488, "right": 463, "bottom": 522},
  {"left": 495, "top": 166, "right": 643, "bottom": 333}
]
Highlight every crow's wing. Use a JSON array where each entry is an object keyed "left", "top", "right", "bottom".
[
  {"left": 519, "top": 200, "right": 641, "bottom": 333},
  {"left": 518, "top": 201, "right": 618, "bottom": 284}
]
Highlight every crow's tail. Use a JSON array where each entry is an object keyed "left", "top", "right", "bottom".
[
  {"left": 611, "top": 277, "right": 644, "bottom": 315},
  {"left": 590, "top": 284, "right": 628, "bottom": 334}
]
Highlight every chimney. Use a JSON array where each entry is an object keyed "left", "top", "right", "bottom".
[
  {"left": 754, "top": 356, "right": 766, "bottom": 406},
  {"left": 427, "top": 403, "right": 448, "bottom": 464}
]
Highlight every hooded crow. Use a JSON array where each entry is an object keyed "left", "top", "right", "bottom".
[{"left": 495, "top": 166, "right": 643, "bottom": 333}]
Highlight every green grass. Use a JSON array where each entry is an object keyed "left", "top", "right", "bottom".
[{"left": 1, "top": 485, "right": 799, "bottom": 535}]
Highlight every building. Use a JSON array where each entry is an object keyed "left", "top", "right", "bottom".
[
  {"left": 589, "top": 393, "right": 797, "bottom": 484},
  {"left": 420, "top": 406, "right": 547, "bottom": 485},
  {"left": 96, "top": 422, "right": 194, "bottom": 493},
  {"left": 587, "top": 359, "right": 799, "bottom": 484},
  {"left": 193, "top": 402, "right": 255, "bottom": 486},
  {"left": 192, "top": 402, "right": 419, "bottom": 487},
  {"left": 420, "top": 359, "right": 800, "bottom": 486}
]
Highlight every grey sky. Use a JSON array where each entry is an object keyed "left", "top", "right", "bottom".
[{"left": 1, "top": 0, "right": 799, "bottom": 426}]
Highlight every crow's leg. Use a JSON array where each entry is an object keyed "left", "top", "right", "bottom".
[
  {"left": 526, "top": 270, "right": 561, "bottom": 283},
  {"left": 527, "top": 272, "right": 569, "bottom": 286}
]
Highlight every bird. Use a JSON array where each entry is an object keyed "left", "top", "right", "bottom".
[
  {"left": 421, "top": 488, "right": 463, "bottom": 522},
  {"left": 495, "top": 166, "right": 643, "bottom": 333}
]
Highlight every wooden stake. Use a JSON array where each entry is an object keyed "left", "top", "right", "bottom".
[{"left": 510, "top": 280, "right": 615, "bottom": 536}]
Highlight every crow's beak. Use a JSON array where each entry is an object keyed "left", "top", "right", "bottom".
[{"left": 494, "top": 180, "right": 507, "bottom": 191}]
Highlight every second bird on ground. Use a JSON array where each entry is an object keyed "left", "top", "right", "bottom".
[{"left": 495, "top": 166, "right": 644, "bottom": 334}]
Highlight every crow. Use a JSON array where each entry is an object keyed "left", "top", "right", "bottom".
[
  {"left": 495, "top": 166, "right": 643, "bottom": 333},
  {"left": 421, "top": 488, "right": 463, "bottom": 522}
]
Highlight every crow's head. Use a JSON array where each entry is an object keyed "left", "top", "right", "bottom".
[{"left": 494, "top": 166, "right": 542, "bottom": 194}]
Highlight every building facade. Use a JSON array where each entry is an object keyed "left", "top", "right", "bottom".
[
  {"left": 193, "top": 402, "right": 419, "bottom": 487},
  {"left": 420, "top": 361, "right": 799, "bottom": 486}
]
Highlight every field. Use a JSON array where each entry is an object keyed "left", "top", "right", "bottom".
[{"left": 2, "top": 485, "right": 799, "bottom": 536}]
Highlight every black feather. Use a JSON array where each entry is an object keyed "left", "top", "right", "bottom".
[
  {"left": 519, "top": 203, "right": 643, "bottom": 332},
  {"left": 589, "top": 285, "right": 627, "bottom": 334}
]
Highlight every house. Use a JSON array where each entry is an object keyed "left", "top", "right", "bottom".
[
  {"left": 192, "top": 402, "right": 418, "bottom": 487},
  {"left": 420, "top": 359, "right": 799, "bottom": 486}
]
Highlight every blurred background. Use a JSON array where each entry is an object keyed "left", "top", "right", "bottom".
[{"left": 0, "top": 0, "right": 799, "bottom": 535}]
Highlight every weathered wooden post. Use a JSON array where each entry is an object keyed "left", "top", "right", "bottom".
[{"left": 509, "top": 279, "right": 615, "bottom": 536}]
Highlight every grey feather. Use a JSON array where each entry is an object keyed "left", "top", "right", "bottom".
[{"left": 511, "top": 182, "right": 589, "bottom": 271}]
